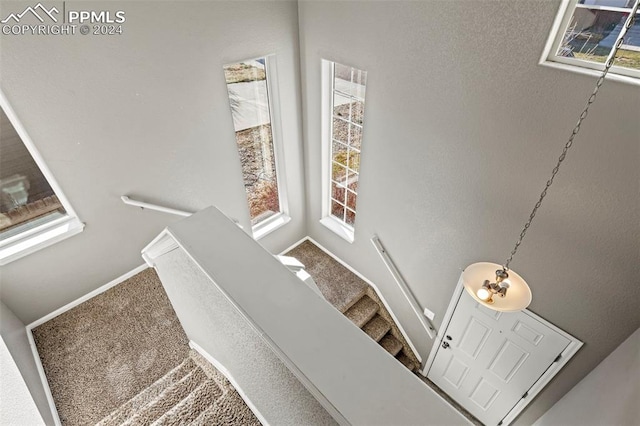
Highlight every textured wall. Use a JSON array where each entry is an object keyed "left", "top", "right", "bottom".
[
  {"left": 0, "top": 339, "right": 45, "bottom": 425},
  {"left": 298, "top": 1, "right": 639, "bottom": 424},
  {"left": 0, "top": 302, "right": 53, "bottom": 425},
  {"left": 534, "top": 327, "right": 640, "bottom": 426},
  {"left": 0, "top": 1, "right": 306, "bottom": 323},
  {"left": 154, "top": 247, "right": 337, "bottom": 426}
]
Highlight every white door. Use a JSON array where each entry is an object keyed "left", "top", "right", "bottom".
[{"left": 428, "top": 290, "right": 570, "bottom": 425}]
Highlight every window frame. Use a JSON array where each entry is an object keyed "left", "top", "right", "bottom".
[
  {"left": 0, "top": 90, "right": 84, "bottom": 265},
  {"left": 222, "top": 55, "right": 291, "bottom": 241},
  {"left": 320, "top": 60, "right": 367, "bottom": 244},
  {"left": 540, "top": 0, "right": 640, "bottom": 86}
]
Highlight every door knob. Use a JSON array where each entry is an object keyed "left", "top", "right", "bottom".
[{"left": 442, "top": 341, "right": 450, "bottom": 349}]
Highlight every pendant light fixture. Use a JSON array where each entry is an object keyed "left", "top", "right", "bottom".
[{"left": 463, "top": 2, "right": 639, "bottom": 312}]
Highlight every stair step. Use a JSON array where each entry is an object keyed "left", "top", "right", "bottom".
[
  {"left": 379, "top": 334, "right": 403, "bottom": 356},
  {"left": 189, "top": 349, "right": 231, "bottom": 390},
  {"left": 123, "top": 367, "right": 207, "bottom": 426},
  {"left": 344, "top": 295, "right": 379, "bottom": 328},
  {"left": 97, "top": 358, "right": 197, "bottom": 426},
  {"left": 339, "top": 285, "right": 368, "bottom": 314},
  {"left": 192, "top": 389, "right": 260, "bottom": 426},
  {"left": 362, "top": 315, "right": 391, "bottom": 342},
  {"left": 396, "top": 352, "right": 417, "bottom": 372},
  {"left": 152, "top": 379, "right": 222, "bottom": 426}
]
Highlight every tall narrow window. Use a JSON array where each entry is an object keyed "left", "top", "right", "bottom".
[
  {"left": 0, "top": 95, "right": 83, "bottom": 264},
  {"left": 223, "top": 57, "right": 289, "bottom": 238},
  {"left": 321, "top": 61, "right": 367, "bottom": 243}
]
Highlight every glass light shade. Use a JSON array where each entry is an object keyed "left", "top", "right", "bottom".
[{"left": 462, "top": 262, "right": 532, "bottom": 312}]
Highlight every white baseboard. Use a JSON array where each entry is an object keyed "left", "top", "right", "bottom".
[
  {"left": 27, "top": 264, "right": 149, "bottom": 329},
  {"left": 305, "top": 237, "right": 423, "bottom": 364},
  {"left": 189, "top": 341, "right": 269, "bottom": 426},
  {"left": 26, "top": 328, "right": 61, "bottom": 426},
  {"left": 278, "top": 235, "right": 310, "bottom": 256},
  {"left": 25, "top": 264, "right": 149, "bottom": 426}
]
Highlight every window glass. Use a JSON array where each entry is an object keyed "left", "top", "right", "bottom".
[
  {"left": 223, "top": 59, "right": 281, "bottom": 226},
  {"left": 0, "top": 108, "right": 66, "bottom": 238},
  {"left": 552, "top": 0, "right": 640, "bottom": 76},
  {"left": 329, "top": 62, "right": 367, "bottom": 227}
]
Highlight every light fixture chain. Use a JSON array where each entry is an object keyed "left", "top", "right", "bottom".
[{"left": 504, "top": 1, "right": 639, "bottom": 271}]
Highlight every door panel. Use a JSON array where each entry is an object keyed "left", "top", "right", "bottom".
[{"left": 428, "top": 291, "right": 570, "bottom": 425}]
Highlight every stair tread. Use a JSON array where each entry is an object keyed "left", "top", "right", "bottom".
[
  {"left": 344, "top": 295, "right": 379, "bottom": 328},
  {"left": 396, "top": 352, "right": 417, "bottom": 372},
  {"left": 192, "top": 389, "right": 261, "bottom": 426},
  {"left": 152, "top": 379, "right": 222, "bottom": 426},
  {"left": 97, "top": 358, "right": 198, "bottom": 426},
  {"left": 379, "top": 334, "right": 403, "bottom": 356},
  {"left": 362, "top": 315, "right": 391, "bottom": 342},
  {"left": 124, "top": 367, "right": 208, "bottom": 426}
]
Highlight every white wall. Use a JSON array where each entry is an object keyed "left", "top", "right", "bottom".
[
  {"left": 0, "top": 338, "right": 45, "bottom": 426},
  {"left": 0, "top": 1, "right": 306, "bottom": 323},
  {"left": 153, "top": 247, "right": 337, "bottom": 426},
  {"left": 535, "top": 327, "right": 640, "bottom": 426},
  {"left": 297, "top": 1, "right": 639, "bottom": 424},
  {"left": 0, "top": 301, "right": 53, "bottom": 425}
]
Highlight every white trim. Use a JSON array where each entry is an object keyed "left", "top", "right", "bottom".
[
  {"left": 24, "top": 264, "right": 148, "bottom": 426},
  {"left": 319, "top": 216, "right": 354, "bottom": 243},
  {"left": 500, "top": 314, "right": 583, "bottom": 425},
  {"left": 27, "top": 264, "right": 148, "bottom": 329},
  {"left": 262, "top": 54, "right": 290, "bottom": 225},
  {"left": 539, "top": 0, "right": 640, "bottom": 85},
  {"left": 306, "top": 236, "right": 423, "bottom": 364},
  {"left": 371, "top": 236, "right": 436, "bottom": 340},
  {"left": 0, "top": 216, "right": 84, "bottom": 265},
  {"left": 0, "top": 90, "right": 84, "bottom": 264},
  {"left": 422, "top": 271, "right": 583, "bottom": 425},
  {"left": 141, "top": 230, "right": 179, "bottom": 267},
  {"left": 320, "top": 59, "right": 334, "bottom": 221},
  {"left": 189, "top": 341, "right": 270, "bottom": 426},
  {"left": 223, "top": 54, "right": 290, "bottom": 237},
  {"left": 26, "top": 326, "right": 61, "bottom": 426},
  {"left": 253, "top": 212, "right": 291, "bottom": 241},
  {"left": 278, "top": 235, "right": 311, "bottom": 255},
  {"left": 0, "top": 90, "right": 80, "bottom": 220}
]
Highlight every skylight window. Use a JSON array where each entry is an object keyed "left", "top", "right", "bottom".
[{"left": 542, "top": 0, "right": 640, "bottom": 84}]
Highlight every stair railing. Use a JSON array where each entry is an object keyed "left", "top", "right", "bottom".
[
  {"left": 121, "top": 195, "right": 192, "bottom": 217},
  {"left": 371, "top": 235, "right": 436, "bottom": 339}
]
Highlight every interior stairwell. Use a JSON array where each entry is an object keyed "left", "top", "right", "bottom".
[
  {"left": 285, "top": 240, "right": 421, "bottom": 372},
  {"left": 30, "top": 235, "right": 452, "bottom": 425}
]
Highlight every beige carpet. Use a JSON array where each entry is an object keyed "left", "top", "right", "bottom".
[
  {"left": 97, "top": 349, "right": 260, "bottom": 426},
  {"left": 32, "top": 268, "right": 189, "bottom": 425},
  {"left": 285, "top": 240, "right": 368, "bottom": 312},
  {"left": 285, "top": 240, "right": 421, "bottom": 372}
]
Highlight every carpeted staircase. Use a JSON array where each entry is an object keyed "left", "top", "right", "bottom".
[
  {"left": 97, "top": 350, "right": 260, "bottom": 426},
  {"left": 286, "top": 240, "right": 420, "bottom": 372},
  {"left": 341, "top": 288, "right": 418, "bottom": 372}
]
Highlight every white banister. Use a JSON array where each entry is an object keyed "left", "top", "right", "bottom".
[
  {"left": 371, "top": 235, "right": 436, "bottom": 339},
  {"left": 121, "top": 195, "right": 193, "bottom": 217}
]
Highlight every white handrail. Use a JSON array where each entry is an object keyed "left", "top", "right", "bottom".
[
  {"left": 121, "top": 195, "right": 192, "bottom": 217},
  {"left": 371, "top": 235, "right": 436, "bottom": 339}
]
